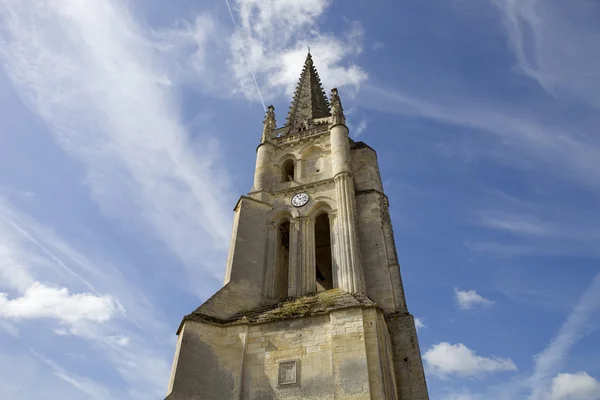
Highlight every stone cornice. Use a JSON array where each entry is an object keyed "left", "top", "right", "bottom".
[
  {"left": 271, "top": 177, "right": 336, "bottom": 196},
  {"left": 232, "top": 195, "right": 273, "bottom": 211},
  {"left": 355, "top": 188, "right": 388, "bottom": 201},
  {"left": 271, "top": 123, "right": 330, "bottom": 147},
  {"left": 178, "top": 290, "right": 381, "bottom": 332}
]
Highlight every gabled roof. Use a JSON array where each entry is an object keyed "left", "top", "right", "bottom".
[{"left": 285, "top": 52, "right": 331, "bottom": 128}]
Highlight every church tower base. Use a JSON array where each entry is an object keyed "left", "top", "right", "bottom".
[{"left": 166, "top": 290, "right": 427, "bottom": 400}]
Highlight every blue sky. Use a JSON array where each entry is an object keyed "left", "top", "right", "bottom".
[{"left": 0, "top": 0, "right": 599, "bottom": 399}]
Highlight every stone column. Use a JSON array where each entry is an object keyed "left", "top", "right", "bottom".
[
  {"left": 252, "top": 142, "right": 274, "bottom": 192},
  {"left": 334, "top": 172, "right": 364, "bottom": 293},
  {"left": 288, "top": 218, "right": 301, "bottom": 297},
  {"left": 288, "top": 217, "right": 316, "bottom": 296},
  {"left": 330, "top": 122, "right": 365, "bottom": 294},
  {"left": 328, "top": 211, "right": 340, "bottom": 289},
  {"left": 302, "top": 217, "right": 316, "bottom": 295},
  {"left": 263, "top": 222, "right": 278, "bottom": 298}
]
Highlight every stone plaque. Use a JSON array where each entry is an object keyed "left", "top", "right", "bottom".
[{"left": 277, "top": 360, "right": 297, "bottom": 386}]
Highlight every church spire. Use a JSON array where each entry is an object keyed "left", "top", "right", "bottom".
[{"left": 285, "top": 51, "right": 331, "bottom": 128}]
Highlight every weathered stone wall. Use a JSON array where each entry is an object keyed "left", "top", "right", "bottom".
[
  {"left": 226, "top": 196, "right": 271, "bottom": 285},
  {"left": 352, "top": 144, "right": 407, "bottom": 313},
  {"left": 200, "top": 196, "right": 274, "bottom": 319},
  {"left": 167, "top": 306, "right": 399, "bottom": 400},
  {"left": 271, "top": 131, "right": 333, "bottom": 192},
  {"left": 351, "top": 143, "right": 384, "bottom": 193},
  {"left": 242, "top": 307, "right": 391, "bottom": 400},
  {"left": 166, "top": 322, "right": 248, "bottom": 400},
  {"left": 243, "top": 314, "right": 334, "bottom": 400},
  {"left": 387, "top": 313, "right": 429, "bottom": 400}
]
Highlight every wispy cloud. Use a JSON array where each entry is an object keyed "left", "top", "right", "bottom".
[
  {"left": 0, "top": 0, "right": 234, "bottom": 292},
  {"left": 0, "top": 186, "right": 35, "bottom": 200},
  {"left": 438, "top": 277, "right": 600, "bottom": 398},
  {"left": 415, "top": 317, "right": 426, "bottom": 331},
  {"left": 477, "top": 214, "right": 554, "bottom": 237},
  {"left": 352, "top": 117, "right": 368, "bottom": 137},
  {"left": 527, "top": 273, "right": 600, "bottom": 399},
  {"left": 492, "top": 0, "right": 600, "bottom": 109},
  {"left": 0, "top": 320, "right": 18, "bottom": 337},
  {"left": 0, "top": 351, "right": 109, "bottom": 399},
  {"left": 0, "top": 199, "right": 172, "bottom": 398},
  {"left": 361, "top": 83, "right": 600, "bottom": 191},
  {"left": 467, "top": 196, "right": 600, "bottom": 258},
  {"left": 423, "top": 342, "right": 517, "bottom": 378},
  {"left": 228, "top": 0, "right": 368, "bottom": 102},
  {"left": 32, "top": 350, "right": 113, "bottom": 400},
  {"left": 454, "top": 288, "right": 494, "bottom": 310}
]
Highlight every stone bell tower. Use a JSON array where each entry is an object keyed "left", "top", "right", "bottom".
[{"left": 165, "top": 52, "right": 429, "bottom": 400}]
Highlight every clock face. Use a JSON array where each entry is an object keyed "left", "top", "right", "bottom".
[{"left": 291, "top": 193, "right": 310, "bottom": 208}]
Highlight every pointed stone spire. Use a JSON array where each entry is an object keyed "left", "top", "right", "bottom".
[
  {"left": 285, "top": 51, "right": 331, "bottom": 128},
  {"left": 261, "top": 105, "right": 276, "bottom": 143}
]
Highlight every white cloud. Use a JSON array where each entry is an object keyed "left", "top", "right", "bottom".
[
  {"left": 415, "top": 317, "right": 426, "bottom": 331},
  {"left": 0, "top": 0, "right": 234, "bottom": 292},
  {"left": 0, "top": 199, "right": 169, "bottom": 335},
  {"left": 105, "top": 335, "right": 131, "bottom": 347},
  {"left": 352, "top": 117, "right": 368, "bottom": 137},
  {"left": 0, "top": 282, "right": 123, "bottom": 324},
  {"left": 492, "top": 0, "right": 600, "bottom": 109},
  {"left": 551, "top": 372, "right": 600, "bottom": 400},
  {"left": 423, "top": 342, "right": 517, "bottom": 378},
  {"left": 528, "top": 273, "right": 600, "bottom": 400},
  {"left": 229, "top": 0, "right": 368, "bottom": 102},
  {"left": 454, "top": 288, "right": 494, "bottom": 310},
  {"left": 152, "top": 13, "right": 227, "bottom": 94},
  {"left": 372, "top": 41, "right": 384, "bottom": 51},
  {"left": 0, "top": 200, "right": 172, "bottom": 398}
]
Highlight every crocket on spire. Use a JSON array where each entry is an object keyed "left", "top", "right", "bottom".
[{"left": 285, "top": 51, "right": 331, "bottom": 129}]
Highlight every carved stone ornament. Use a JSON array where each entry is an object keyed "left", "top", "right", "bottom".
[
  {"left": 277, "top": 360, "right": 298, "bottom": 386},
  {"left": 330, "top": 88, "right": 345, "bottom": 125},
  {"left": 261, "top": 105, "right": 276, "bottom": 142}
]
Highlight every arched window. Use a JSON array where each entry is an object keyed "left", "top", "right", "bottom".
[
  {"left": 314, "top": 212, "right": 333, "bottom": 291},
  {"left": 275, "top": 220, "right": 291, "bottom": 298},
  {"left": 282, "top": 159, "right": 295, "bottom": 182}
]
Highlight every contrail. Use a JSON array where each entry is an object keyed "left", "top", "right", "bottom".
[{"left": 224, "top": 0, "right": 267, "bottom": 111}]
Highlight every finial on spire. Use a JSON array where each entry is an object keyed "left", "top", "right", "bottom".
[
  {"left": 261, "top": 105, "right": 276, "bottom": 143},
  {"left": 330, "top": 88, "right": 345, "bottom": 126},
  {"left": 304, "top": 49, "right": 313, "bottom": 66},
  {"left": 307, "top": 45, "right": 311, "bottom": 54}
]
